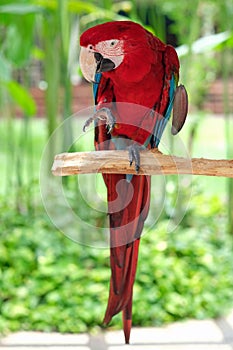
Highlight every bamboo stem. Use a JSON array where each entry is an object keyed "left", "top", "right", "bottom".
[{"left": 51, "top": 149, "right": 233, "bottom": 178}]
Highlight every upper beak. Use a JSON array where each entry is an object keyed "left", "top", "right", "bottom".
[
  {"left": 79, "top": 47, "right": 115, "bottom": 83},
  {"left": 79, "top": 47, "right": 96, "bottom": 83}
]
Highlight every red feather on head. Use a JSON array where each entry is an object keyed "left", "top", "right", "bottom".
[
  {"left": 80, "top": 21, "right": 171, "bottom": 86},
  {"left": 80, "top": 21, "right": 148, "bottom": 46}
]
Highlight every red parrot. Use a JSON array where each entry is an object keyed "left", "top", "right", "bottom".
[{"left": 79, "top": 20, "right": 188, "bottom": 344}]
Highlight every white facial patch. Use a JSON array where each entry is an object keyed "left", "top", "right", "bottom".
[{"left": 95, "top": 39, "right": 124, "bottom": 69}]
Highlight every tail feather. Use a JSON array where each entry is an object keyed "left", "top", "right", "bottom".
[
  {"left": 115, "top": 239, "right": 140, "bottom": 313},
  {"left": 110, "top": 235, "right": 127, "bottom": 268},
  {"left": 110, "top": 246, "right": 127, "bottom": 294},
  {"left": 123, "top": 292, "right": 133, "bottom": 344},
  {"left": 103, "top": 241, "right": 138, "bottom": 322},
  {"left": 103, "top": 174, "right": 151, "bottom": 343}
]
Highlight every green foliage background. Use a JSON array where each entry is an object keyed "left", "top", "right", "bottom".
[{"left": 1, "top": 189, "right": 233, "bottom": 334}]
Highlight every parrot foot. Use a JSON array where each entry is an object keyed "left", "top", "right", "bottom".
[
  {"left": 83, "top": 107, "right": 116, "bottom": 133},
  {"left": 127, "top": 144, "right": 144, "bottom": 173}
]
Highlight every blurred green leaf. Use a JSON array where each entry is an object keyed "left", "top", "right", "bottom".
[
  {"left": 6, "top": 81, "right": 36, "bottom": 116},
  {"left": 31, "top": 46, "right": 45, "bottom": 61},
  {"left": 3, "top": 15, "right": 36, "bottom": 67},
  {"left": 68, "top": 1, "right": 100, "bottom": 13},
  {"left": 0, "top": 3, "right": 42, "bottom": 14},
  {"left": 33, "top": 0, "right": 98, "bottom": 13},
  {"left": 177, "top": 31, "right": 231, "bottom": 57},
  {"left": 0, "top": 53, "right": 11, "bottom": 81}
]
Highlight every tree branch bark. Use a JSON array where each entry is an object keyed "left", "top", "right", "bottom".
[{"left": 51, "top": 149, "right": 233, "bottom": 178}]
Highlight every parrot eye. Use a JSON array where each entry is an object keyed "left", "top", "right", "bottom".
[
  {"left": 87, "top": 44, "right": 94, "bottom": 51},
  {"left": 105, "top": 39, "right": 119, "bottom": 49}
]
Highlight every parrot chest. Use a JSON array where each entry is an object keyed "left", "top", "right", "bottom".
[
  {"left": 109, "top": 73, "right": 163, "bottom": 143},
  {"left": 111, "top": 65, "right": 164, "bottom": 107}
]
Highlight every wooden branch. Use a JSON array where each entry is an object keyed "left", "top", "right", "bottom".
[{"left": 51, "top": 149, "right": 233, "bottom": 178}]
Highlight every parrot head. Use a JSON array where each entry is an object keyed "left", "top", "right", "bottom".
[{"left": 79, "top": 21, "right": 156, "bottom": 83}]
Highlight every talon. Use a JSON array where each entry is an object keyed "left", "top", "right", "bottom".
[
  {"left": 83, "top": 116, "right": 94, "bottom": 132},
  {"left": 135, "top": 165, "right": 140, "bottom": 173},
  {"left": 127, "top": 144, "right": 142, "bottom": 173},
  {"left": 83, "top": 107, "right": 116, "bottom": 133},
  {"left": 99, "top": 107, "right": 115, "bottom": 132},
  {"left": 129, "top": 149, "right": 134, "bottom": 167}
]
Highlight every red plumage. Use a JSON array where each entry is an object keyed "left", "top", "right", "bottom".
[{"left": 80, "top": 20, "right": 181, "bottom": 344}]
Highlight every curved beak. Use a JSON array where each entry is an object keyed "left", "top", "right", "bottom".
[
  {"left": 79, "top": 47, "right": 116, "bottom": 82},
  {"left": 79, "top": 47, "right": 96, "bottom": 83}
]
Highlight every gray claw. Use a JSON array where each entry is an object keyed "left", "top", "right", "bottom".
[
  {"left": 83, "top": 107, "right": 115, "bottom": 133},
  {"left": 127, "top": 144, "right": 142, "bottom": 173},
  {"left": 99, "top": 107, "right": 116, "bottom": 133},
  {"left": 83, "top": 117, "right": 94, "bottom": 132}
]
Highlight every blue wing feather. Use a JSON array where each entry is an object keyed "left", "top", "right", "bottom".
[
  {"left": 153, "top": 74, "right": 176, "bottom": 147},
  {"left": 93, "top": 72, "right": 102, "bottom": 104}
]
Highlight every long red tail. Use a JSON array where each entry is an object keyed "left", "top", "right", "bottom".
[{"left": 103, "top": 173, "right": 151, "bottom": 343}]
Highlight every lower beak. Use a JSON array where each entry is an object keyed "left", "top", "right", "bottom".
[
  {"left": 94, "top": 52, "right": 115, "bottom": 73},
  {"left": 79, "top": 47, "right": 115, "bottom": 82}
]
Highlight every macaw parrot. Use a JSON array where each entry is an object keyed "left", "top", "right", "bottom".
[{"left": 79, "top": 20, "right": 188, "bottom": 344}]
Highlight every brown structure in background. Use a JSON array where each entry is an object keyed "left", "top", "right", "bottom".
[
  {"left": 13, "top": 79, "right": 233, "bottom": 118},
  {"left": 203, "top": 79, "right": 233, "bottom": 114}
]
